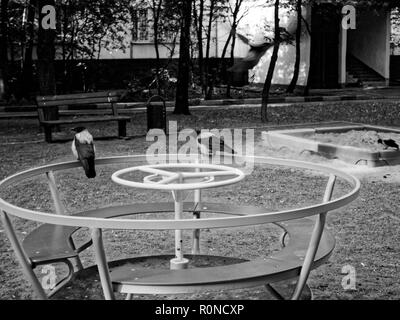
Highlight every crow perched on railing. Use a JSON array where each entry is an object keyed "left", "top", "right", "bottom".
[{"left": 71, "top": 127, "right": 96, "bottom": 178}]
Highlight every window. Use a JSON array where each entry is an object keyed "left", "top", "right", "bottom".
[{"left": 132, "top": 9, "right": 149, "bottom": 42}]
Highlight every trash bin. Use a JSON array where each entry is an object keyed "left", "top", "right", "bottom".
[
  {"left": 146, "top": 95, "right": 167, "bottom": 133},
  {"left": 0, "top": 69, "right": 4, "bottom": 99},
  {"left": 228, "top": 70, "right": 249, "bottom": 87}
]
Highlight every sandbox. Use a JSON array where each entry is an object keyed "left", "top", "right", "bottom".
[{"left": 262, "top": 124, "right": 400, "bottom": 167}]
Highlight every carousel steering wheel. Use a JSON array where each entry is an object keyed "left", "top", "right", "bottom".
[
  {"left": 112, "top": 163, "right": 246, "bottom": 270},
  {"left": 111, "top": 163, "right": 245, "bottom": 191}
]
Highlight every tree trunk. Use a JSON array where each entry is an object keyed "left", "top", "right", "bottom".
[
  {"left": 219, "top": 28, "right": 233, "bottom": 97},
  {"left": 37, "top": 0, "right": 57, "bottom": 120},
  {"left": 152, "top": 0, "right": 162, "bottom": 96},
  {"left": 194, "top": 0, "right": 205, "bottom": 90},
  {"left": 302, "top": 17, "right": 311, "bottom": 96},
  {"left": 261, "top": 0, "right": 280, "bottom": 122},
  {"left": 173, "top": 0, "right": 192, "bottom": 115},
  {"left": 204, "top": 0, "right": 215, "bottom": 100},
  {"left": 286, "top": 0, "right": 302, "bottom": 93},
  {"left": 0, "top": 0, "right": 9, "bottom": 100},
  {"left": 226, "top": 27, "right": 238, "bottom": 98},
  {"left": 225, "top": 0, "right": 243, "bottom": 98},
  {"left": 61, "top": 2, "right": 68, "bottom": 93},
  {"left": 21, "top": 0, "right": 37, "bottom": 100}
]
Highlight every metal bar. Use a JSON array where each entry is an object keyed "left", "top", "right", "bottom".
[
  {"left": 174, "top": 192, "right": 184, "bottom": 261},
  {"left": 47, "top": 170, "right": 83, "bottom": 271},
  {"left": 137, "top": 167, "right": 176, "bottom": 177},
  {"left": 157, "top": 174, "right": 180, "bottom": 184},
  {"left": 181, "top": 171, "right": 235, "bottom": 178},
  {"left": 170, "top": 174, "right": 189, "bottom": 269},
  {"left": 91, "top": 228, "right": 115, "bottom": 300},
  {"left": 0, "top": 210, "right": 47, "bottom": 299},
  {"left": 68, "top": 237, "right": 84, "bottom": 271},
  {"left": 291, "top": 174, "right": 336, "bottom": 300},
  {"left": 279, "top": 231, "right": 288, "bottom": 248},
  {"left": 0, "top": 156, "right": 361, "bottom": 230},
  {"left": 46, "top": 171, "right": 66, "bottom": 215},
  {"left": 265, "top": 284, "right": 285, "bottom": 300},
  {"left": 192, "top": 167, "right": 201, "bottom": 255}
]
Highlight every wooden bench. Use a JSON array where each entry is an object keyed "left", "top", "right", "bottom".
[
  {"left": 36, "top": 91, "right": 131, "bottom": 142},
  {"left": 22, "top": 202, "right": 335, "bottom": 299}
]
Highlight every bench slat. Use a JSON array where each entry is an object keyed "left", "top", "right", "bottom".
[
  {"left": 40, "top": 116, "right": 130, "bottom": 126},
  {"left": 37, "top": 97, "right": 119, "bottom": 108},
  {"left": 35, "top": 91, "right": 126, "bottom": 142},
  {"left": 37, "top": 91, "right": 121, "bottom": 102}
]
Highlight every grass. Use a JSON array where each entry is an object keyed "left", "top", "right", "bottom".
[{"left": 0, "top": 108, "right": 399, "bottom": 300}]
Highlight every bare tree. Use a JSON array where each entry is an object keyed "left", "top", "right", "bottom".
[
  {"left": 0, "top": 0, "right": 9, "bottom": 99},
  {"left": 204, "top": 0, "right": 217, "bottom": 99},
  {"left": 37, "top": 0, "right": 57, "bottom": 121},
  {"left": 286, "top": 0, "right": 302, "bottom": 93},
  {"left": 193, "top": 0, "right": 205, "bottom": 90},
  {"left": 150, "top": 0, "right": 163, "bottom": 95},
  {"left": 37, "top": 0, "right": 57, "bottom": 96},
  {"left": 21, "top": 0, "right": 37, "bottom": 99},
  {"left": 261, "top": 0, "right": 280, "bottom": 122},
  {"left": 174, "top": 0, "right": 193, "bottom": 114}
]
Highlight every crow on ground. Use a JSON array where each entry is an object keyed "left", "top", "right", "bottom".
[
  {"left": 378, "top": 138, "right": 399, "bottom": 150},
  {"left": 196, "top": 130, "right": 236, "bottom": 157}
]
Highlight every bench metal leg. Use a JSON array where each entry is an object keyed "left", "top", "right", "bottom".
[
  {"left": 118, "top": 121, "right": 127, "bottom": 137},
  {"left": 44, "top": 127, "right": 53, "bottom": 143}
]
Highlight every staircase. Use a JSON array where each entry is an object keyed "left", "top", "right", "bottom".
[{"left": 346, "top": 55, "right": 386, "bottom": 87}]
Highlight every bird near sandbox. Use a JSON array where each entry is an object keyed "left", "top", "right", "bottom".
[
  {"left": 71, "top": 126, "right": 96, "bottom": 178},
  {"left": 196, "top": 130, "right": 236, "bottom": 157},
  {"left": 378, "top": 138, "right": 400, "bottom": 151}
]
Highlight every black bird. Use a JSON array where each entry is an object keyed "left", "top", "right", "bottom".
[
  {"left": 196, "top": 130, "right": 236, "bottom": 157},
  {"left": 378, "top": 138, "right": 399, "bottom": 150},
  {"left": 71, "top": 127, "right": 96, "bottom": 178},
  {"left": 228, "top": 28, "right": 294, "bottom": 74},
  {"left": 228, "top": 33, "right": 274, "bottom": 74}
]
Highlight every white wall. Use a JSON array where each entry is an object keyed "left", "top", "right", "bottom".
[
  {"left": 98, "top": 2, "right": 250, "bottom": 60},
  {"left": 348, "top": 8, "right": 391, "bottom": 79},
  {"left": 242, "top": 4, "right": 311, "bottom": 85}
]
